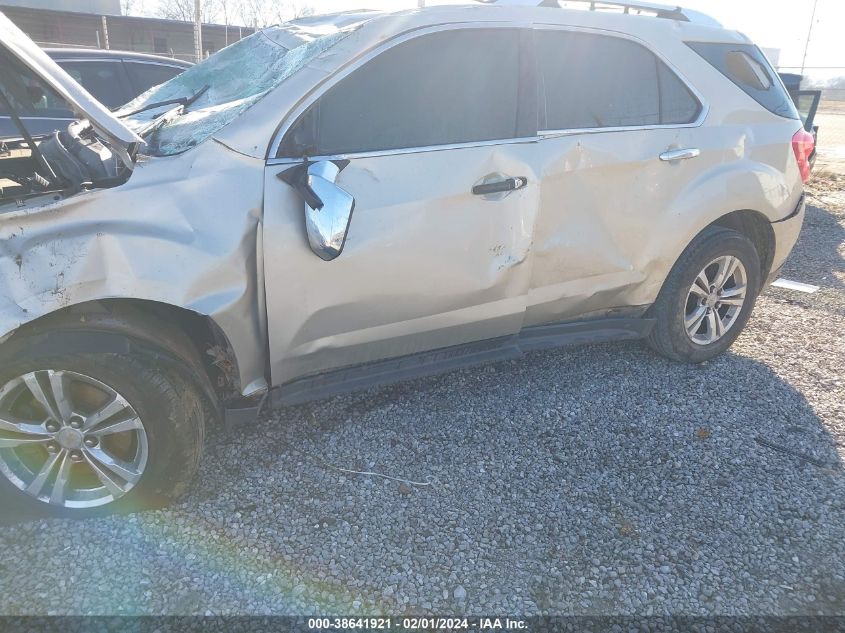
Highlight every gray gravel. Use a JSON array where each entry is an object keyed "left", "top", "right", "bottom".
[{"left": 1, "top": 176, "right": 843, "bottom": 616}]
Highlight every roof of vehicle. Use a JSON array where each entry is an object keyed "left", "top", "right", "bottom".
[
  {"left": 43, "top": 48, "right": 192, "bottom": 67},
  {"left": 212, "top": 3, "right": 748, "bottom": 159},
  {"left": 290, "top": 3, "right": 746, "bottom": 47}
]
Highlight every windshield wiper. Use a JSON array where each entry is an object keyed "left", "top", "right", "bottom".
[
  {"left": 137, "top": 105, "right": 186, "bottom": 139},
  {"left": 118, "top": 84, "right": 210, "bottom": 118}
]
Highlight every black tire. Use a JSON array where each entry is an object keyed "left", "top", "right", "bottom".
[
  {"left": 647, "top": 226, "right": 762, "bottom": 363},
  {"left": 0, "top": 340, "right": 205, "bottom": 519}
]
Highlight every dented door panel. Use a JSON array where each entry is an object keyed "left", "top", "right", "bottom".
[
  {"left": 263, "top": 143, "right": 540, "bottom": 385},
  {"left": 526, "top": 127, "right": 701, "bottom": 326},
  {"left": 526, "top": 116, "right": 803, "bottom": 328}
]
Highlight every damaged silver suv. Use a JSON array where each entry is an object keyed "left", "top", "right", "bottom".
[{"left": 0, "top": 0, "right": 811, "bottom": 515}]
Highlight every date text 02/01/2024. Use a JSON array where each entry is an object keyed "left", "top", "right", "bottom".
[{"left": 307, "top": 618, "right": 528, "bottom": 630}]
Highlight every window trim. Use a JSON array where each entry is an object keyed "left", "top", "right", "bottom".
[
  {"left": 267, "top": 21, "right": 535, "bottom": 163},
  {"left": 533, "top": 23, "right": 708, "bottom": 138},
  {"left": 52, "top": 57, "right": 186, "bottom": 71}
]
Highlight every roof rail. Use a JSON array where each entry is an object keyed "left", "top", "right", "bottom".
[{"left": 476, "top": 0, "right": 722, "bottom": 27}]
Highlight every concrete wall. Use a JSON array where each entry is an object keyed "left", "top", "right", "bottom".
[
  {"left": 0, "top": 5, "right": 254, "bottom": 62},
  {"left": 0, "top": 0, "right": 119, "bottom": 15}
]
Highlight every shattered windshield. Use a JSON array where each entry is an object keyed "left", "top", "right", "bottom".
[{"left": 117, "top": 25, "right": 351, "bottom": 156}]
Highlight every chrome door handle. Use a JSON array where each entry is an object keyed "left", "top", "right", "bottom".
[
  {"left": 472, "top": 176, "right": 528, "bottom": 196},
  {"left": 659, "top": 148, "right": 700, "bottom": 161}
]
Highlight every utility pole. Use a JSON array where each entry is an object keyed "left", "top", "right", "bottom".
[
  {"left": 194, "top": 0, "right": 203, "bottom": 62},
  {"left": 799, "top": 0, "right": 819, "bottom": 79}
]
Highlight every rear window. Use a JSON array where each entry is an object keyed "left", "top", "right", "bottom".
[{"left": 686, "top": 42, "right": 798, "bottom": 119}]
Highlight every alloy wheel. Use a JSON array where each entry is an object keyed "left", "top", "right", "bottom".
[
  {"left": 0, "top": 370, "right": 148, "bottom": 508},
  {"left": 684, "top": 255, "right": 748, "bottom": 346}
]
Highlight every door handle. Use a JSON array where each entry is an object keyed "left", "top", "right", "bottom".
[
  {"left": 659, "top": 148, "right": 700, "bottom": 161},
  {"left": 472, "top": 176, "right": 528, "bottom": 196}
]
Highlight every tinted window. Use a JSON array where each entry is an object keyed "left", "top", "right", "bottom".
[
  {"left": 537, "top": 30, "right": 700, "bottom": 130},
  {"left": 125, "top": 61, "right": 185, "bottom": 97},
  {"left": 0, "top": 52, "right": 71, "bottom": 118},
  {"left": 657, "top": 62, "right": 700, "bottom": 125},
  {"left": 687, "top": 42, "right": 798, "bottom": 119},
  {"left": 57, "top": 61, "right": 131, "bottom": 109},
  {"left": 279, "top": 29, "right": 521, "bottom": 158}
]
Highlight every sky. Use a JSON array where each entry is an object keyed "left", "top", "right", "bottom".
[{"left": 142, "top": 0, "right": 845, "bottom": 76}]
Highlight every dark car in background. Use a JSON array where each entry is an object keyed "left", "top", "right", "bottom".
[{"left": 0, "top": 49, "right": 190, "bottom": 139}]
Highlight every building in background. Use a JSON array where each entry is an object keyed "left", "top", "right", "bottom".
[
  {"left": 0, "top": 0, "right": 118, "bottom": 13},
  {"left": 0, "top": 2, "right": 254, "bottom": 62}
]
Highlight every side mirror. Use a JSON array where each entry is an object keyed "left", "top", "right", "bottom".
[{"left": 278, "top": 160, "right": 354, "bottom": 261}]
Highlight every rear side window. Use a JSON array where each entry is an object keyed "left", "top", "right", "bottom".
[
  {"left": 658, "top": 63, "right": 701, "bottom": 126},
  {"left": 278, "top": 29, "right": 522, "bottom": 158},
  {"left": 536, "top": 30, "right": 700, "bottom": 131},
  {"left": 686, "top": 42, "right": 798, "bottom": 119},
  {"left": 57, "top": 60, "right": 131, "bottom": 109},
  {"left": 125, "top": 62, "right": 185, "bottom": 97}
]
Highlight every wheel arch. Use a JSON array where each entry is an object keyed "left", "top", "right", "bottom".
[
  {"left": 708, "top": 209, "right": 776, "bottom": 283},
  {"left": 646, "top": 206, "right": 776, "bottom": 319},
  {"left": 0, "top": 299, "right": 246, "bottom": 413}
]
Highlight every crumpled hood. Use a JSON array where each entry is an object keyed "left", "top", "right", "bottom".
[{"left": 0, "top": 11, "right": 142, "bottom": 150}]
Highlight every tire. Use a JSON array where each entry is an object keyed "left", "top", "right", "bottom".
[
  {"left": 647, "top": 226, "right": 762, "bottom": 363},
  {"left": 0, "top": 339, "right": 205, "bottom": 519}
]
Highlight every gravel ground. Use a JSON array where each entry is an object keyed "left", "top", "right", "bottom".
[{"left": 0, "top": 176, "right": 843, "bottom": 617}]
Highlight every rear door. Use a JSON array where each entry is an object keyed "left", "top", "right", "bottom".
[
  {"left": 526, "top": 26, "right": 706, "bottom": 326},
  {"left": 262, "top": 26, "right": 540, "bottom": 385}
]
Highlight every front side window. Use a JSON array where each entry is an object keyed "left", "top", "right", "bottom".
[
  {"left": 537, "top": 29, "right": 701, "bottom": 131},
  {"left": 278, "top": 28, "right": 522, "bottom": 158}
]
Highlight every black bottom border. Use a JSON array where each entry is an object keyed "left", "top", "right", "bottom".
[{"left": 1, "top": 616, "right": 844, "bottom": 633}]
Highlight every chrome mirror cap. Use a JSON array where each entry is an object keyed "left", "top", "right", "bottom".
[{"left": 278, "top": 160, "right": 355, "bottom": 261}]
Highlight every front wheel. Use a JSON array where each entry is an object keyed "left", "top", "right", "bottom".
[
  {"left": 647, "top": 226, "right": 762, "bottom": 363},
  {"left": 0, "top": 345, "right": 205, "bottom": 518}
]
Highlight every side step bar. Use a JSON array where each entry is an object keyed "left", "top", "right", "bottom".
[{"left": 271, "top": 317, "right": 655, "bottom": 407}]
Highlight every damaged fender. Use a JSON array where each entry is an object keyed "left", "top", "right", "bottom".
[{"left": 0, "top": 140, "right": 268, "bottom": 396}]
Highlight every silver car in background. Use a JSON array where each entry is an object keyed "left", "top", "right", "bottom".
[{"left": 0, "top": 0, "right": 812, "bottom": 516}]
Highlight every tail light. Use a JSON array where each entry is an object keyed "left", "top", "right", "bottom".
[{"left": 791, "top": 128, "right": 815, "bottom": 184}]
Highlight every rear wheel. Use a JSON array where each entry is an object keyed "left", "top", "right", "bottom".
[
  {"left": 648, "top": 226, "right": 762, "bottom": 363},
  {"left": 0, "top": 345, "right": 205, "bottom": 518}
]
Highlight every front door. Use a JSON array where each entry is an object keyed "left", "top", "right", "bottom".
[{"left": 262, "top": 26, "right": 539, "bottom": 385}]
